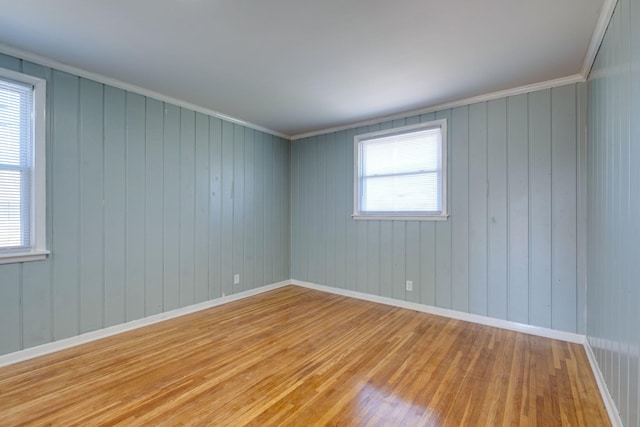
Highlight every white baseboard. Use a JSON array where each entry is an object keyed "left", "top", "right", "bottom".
[
  {"left": 584, "top": 339, "right": 624, "bottom": 427},
  {"left": 0, "top": 280, "right": 290, "bottom": 368},
  {"left": 0, "top": 277, "right": 623, "bottom": 427},
  {"left": 291, "top": 279, "right": 586, "bottom": 344},
  {"left": 293, "top": 279, "right": 625, "bottom": 426}
]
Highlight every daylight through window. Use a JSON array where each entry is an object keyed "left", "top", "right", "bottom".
[
  {"left": 354, "top": 120, "right": 447, "bottom": 220},
  {"left": 0, "top": 68, "right": 47, "bottom": 263}
]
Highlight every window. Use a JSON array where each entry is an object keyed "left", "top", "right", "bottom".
[
  {"left": 353, "top": 119, "right": 447, "bottom": 220},
  {"left": 0, "top": 68, "right": 47, "bottom": 264}
]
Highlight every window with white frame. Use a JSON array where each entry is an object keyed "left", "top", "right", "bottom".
[
  {"left": 0, "top": 68, "right": 47, "bottom": 263},
  {"left": 353, "top": 119, "right": 447, "bottom": 220}
]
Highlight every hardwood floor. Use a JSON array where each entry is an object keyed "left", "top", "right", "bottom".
[{"left": 0, "top": 286, "right": 609, "bottom": 426}]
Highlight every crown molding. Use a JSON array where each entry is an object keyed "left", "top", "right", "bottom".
[
  {"left": 0, "top": 42, "right": 290, "bottom": 140},
  {"left": 2, "top": 0, "right": 616, "bottom": 145},
  {"left": 291, "top": 73, "right": 585, "bottom": 140},
  {"left": 581, "top": 0, "right": 618, "bottom": 78},
  {"left": 290, "top": 0, "right": 619, "bottom": 141}
]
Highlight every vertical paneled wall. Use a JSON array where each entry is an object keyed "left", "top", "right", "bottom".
[
  {"left": 587, "top": 0, "right": 640, "bottom": 425},
  {"left": 0, "top": 53, "right": 291, "bottom": 357},
  {"left": 291, "top": 83, "right": 585, "bottom": 333}
]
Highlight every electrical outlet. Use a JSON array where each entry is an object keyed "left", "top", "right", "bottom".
[
  {"left": 233, "top": 274, "right": 240, "bottom": 285},
  {"left": 405, "top": 280, "right": 413, "bottom": 292}
]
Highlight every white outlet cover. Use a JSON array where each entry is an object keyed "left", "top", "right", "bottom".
[
  {"left": 406, "top": 280, "right": 413, "bottom": 291},
  {"left": 233, "top": 274, "right": 240, "bottom": 285}
]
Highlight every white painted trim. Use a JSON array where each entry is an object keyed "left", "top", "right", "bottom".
[
  {"left": 0, "top": 41, "right": 592, "bottom": 143},
  {"left": 0, "top": 280, "right": 290, "bottom": 368},
  {"left": 32, "top": 74, "right": 47, "bottom": 255},
  {"left": 0, "top": 68, "right": 47, "bottom": 262},
  {"left": 583, "top": 339, "right": 624, "bottom": 427},
  {"left": 352, "top": 214, "right": 448, "bottom": 221},
  {"left": 581, "top": 0, "right": 618, "bottom": 78},
  {"left": 0, "top": 43, "right": 290, "bottom": 140},
  {"left": 0, "top": 250, "right": 49, "bottom": 265},
  {"left": 0, "top": 277, "right": 621, "bottom": 427},
  {"left": 0, "top": 278, "right": 586, "bottom": 366},
  {"left": 290, "top": 279, "right": 586, "bottom": 344},
  {"left": 296, "top": 276, "right": 621, "bottom": 427},
  {"left": 352, "top": 119, "right": 448, "bottom": 221},
  {"left": 291, "top": 74, "right": 585, "bottom": 140}
]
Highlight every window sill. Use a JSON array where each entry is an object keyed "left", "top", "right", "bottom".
[
  {"left": 352, "top": 214, "right": 449, "bottom": 221},
  {"left": 0, "top": 250, "right": 50, "bottom": 265}
]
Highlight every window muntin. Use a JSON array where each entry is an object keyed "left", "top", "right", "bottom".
[
  {"left": 0, "top": 68, "right": 47, "bottom": 263},
  {"left": 354, "top": 120, "right": 447, "bottom": 220}
]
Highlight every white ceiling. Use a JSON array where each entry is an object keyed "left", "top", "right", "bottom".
[{"left": 0, "top": 0, "right": 605, "bottom": 138}]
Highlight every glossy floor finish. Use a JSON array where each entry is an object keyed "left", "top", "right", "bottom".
[
  {"left": 291, "top": 84, "right": 586, "bottom": 335},
  {"left": 0, "top": 286, "right": 609, "bottom": 426}
]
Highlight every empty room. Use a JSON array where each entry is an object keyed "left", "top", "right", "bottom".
[{"left": 0, "top": 0, "right": 637, "bottom": 425}]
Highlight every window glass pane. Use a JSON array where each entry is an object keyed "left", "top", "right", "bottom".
[
  {"left": 362, "top": 128, "right": 440, "bottom": 176},
  {"left": 0, "top": 170, "right": 23, "bottom": 247},
  {"left": 363, "top": 172, "right": 439, "bottom": 212},
  {"left": 0, "top": 88, "right": 23, "bottom": 165},
  {"left": 357, "top": 122, "right": 445, "bottom": 216},
  {"left": 0, "top": 77, "right": 33, "bottom": 250}
]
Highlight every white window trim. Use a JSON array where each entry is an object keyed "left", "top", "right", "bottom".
[
  {"left": 0, "top": 67, "right": 49, "bottom": 264},
  {"left": 352, "top": 119, "right": 448, "bottom": 221}
]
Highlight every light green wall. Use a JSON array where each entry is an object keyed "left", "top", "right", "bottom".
[
  {"left": 587, "top": 0, "right": 640, "bottom": 425},
  {"left": 0, "top": 53, "right": 291, "bottom": 356},
  {"left": 291, "top": 84, "right": 587, "bottom": 334}
]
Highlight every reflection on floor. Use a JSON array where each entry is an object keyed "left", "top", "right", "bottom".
[{"left": 0, "top": 285, "right": 610, "bottom": 425}]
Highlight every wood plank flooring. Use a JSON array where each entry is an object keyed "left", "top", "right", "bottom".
[{"left": 0, "top": 286, "right": 609, "bottom": 426}]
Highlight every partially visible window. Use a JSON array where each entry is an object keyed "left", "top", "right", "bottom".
[
  {"left": 353, "top": 119, "right": 447, "bottom": 220},
  {"left": 0, "top": 68, "right": 47, "bottom": 264}
]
